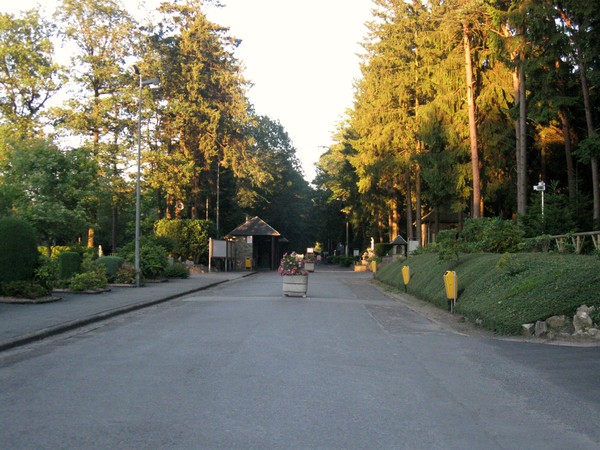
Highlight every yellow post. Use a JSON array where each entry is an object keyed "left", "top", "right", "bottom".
[
  {"left": 401, "top": 265, "right": 410, "bottom": 292},
  {"left": 371, "top": 260, "right": 377, "bottom": 272}
]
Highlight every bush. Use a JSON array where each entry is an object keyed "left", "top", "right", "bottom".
[
  {"left": 154, "top": 219, "right": 214, "bottom": 264},
  {"left": 67, "top": 270, "right": 108, "bottom": 291},
  {"left": 119, "top": 238, "right": 168, "bottom": 279},
  {"left": 496, "top": 253, "right": 526, "bottom": 276},
  {"left": 338, "top": 256, "right": 354, "bottom": 267},
  {"left": 0, "top": 280, "right": 50, "bottom": 299},
  {"left": 58, "top": 251, "right": 81, "bottom": 280},
  {"left": 94, "top": 256, "right": 124, "bottom": 281},
  {"left": 374, "top": 243, "right": 391, "bottom": 258},
  {"left": 0, "top": 216, "right": 39, "bottom": 283},
  {"left": 114, "top": 263, "right": 136, "bottom": 284},
  {"left": 34, "top": 256, "right": 57, "bottom": 292},
  {"left": 163, "top": 262, "right": 190, "bottom": 279},
  {"left": 460, "top": 217, "right": 524, "bottom": 253}
]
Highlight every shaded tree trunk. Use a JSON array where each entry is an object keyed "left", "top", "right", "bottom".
[
  {"left": 463, "top": 23, "right": 481, "bottom": 218},
  {"left": 559, "top": 111, "right": 576, "bottom": 204},
  {"left": 515, "top": 56, "right": 527, "bottom": 217}
]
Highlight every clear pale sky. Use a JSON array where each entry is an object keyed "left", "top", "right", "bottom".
[{"left": 3, "top": 0, "right": 374, "bottom": 181}]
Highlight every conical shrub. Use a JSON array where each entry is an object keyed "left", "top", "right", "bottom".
[{"left": 0, "top": 217, "right": 38, "bottom": 283}]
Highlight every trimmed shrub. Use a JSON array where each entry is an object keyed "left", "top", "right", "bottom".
[
  {"left": 0, "top": 216, "right": 38, "bottom": 283},
  {"left": 68, "top": 270, "right": 108, "bottom": 291},
  {"left": 95, "top": 256, "right": 124, "bottom": 281},
  {"left": 0, "top": 280, "right": 49, "bottom": 299},
  {"left": 58, "top": 251, "right": 81, "bottom": 280},
  {"left": 338, "top": 256, "right": 354, "bottom": 267},
  {"left": 118, "top": 238, "right": 168, "bottom": 279},
  {"left": 164, "top": 262, "right": 190, "bottom": 279},
  {"left": 114, "top": 263, "right": 136, "bottom": 284}
]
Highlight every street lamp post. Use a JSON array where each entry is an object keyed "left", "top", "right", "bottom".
[
  {"left": 533, "top": 180, "right": 546, "bottom": 218},
  {"left": 133, "top": 65, "right": 159, "bottom": 288}
]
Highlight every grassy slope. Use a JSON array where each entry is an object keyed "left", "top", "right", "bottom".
[{"left": 375, "top": 253, "right": 600, "bottom": 335}]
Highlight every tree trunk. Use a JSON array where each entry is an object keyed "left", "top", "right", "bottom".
[
  {"left": 577, "top": 50, "right": 600, "bottom": 226},
  {"left": 559, "top": 111, "right": 576, "bottom": 204},
  {"left": 405, "top": 171, "right": 413, "bottom": 240},
  {"left": 515, "top": 56, "right": 527, "bottom": 217},
  {"left": 463, "top": 23, "right": 481, "bottom": 218},
  {"left": 392, "top": 188, "right": 400, "bottom": 241},
  {"left": 415, "top": 162, "right": 422, "bottom": 246}
]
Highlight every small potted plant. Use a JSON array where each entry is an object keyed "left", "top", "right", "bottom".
[{"left": 279, "top": 252, "right": 309, "bottom": 297}]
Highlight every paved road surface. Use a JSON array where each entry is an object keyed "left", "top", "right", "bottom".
[{"left": 1, "top": 267, "right": 600, "bottom": 449}]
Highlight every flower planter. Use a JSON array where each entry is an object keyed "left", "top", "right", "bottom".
[
  {"left": 282, "top": 274, "right": 308, "bottom": 297},
  {"left": 354, "top": 264, "right": 367, "bottom": 272},
  {"left": 304, "top": 261, "right": 315, "bottom": 272}
]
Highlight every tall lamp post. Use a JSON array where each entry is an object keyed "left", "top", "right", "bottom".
[
  {"left": 133, "top": 65, "right": 159, "bottom": 287},
  {"left": 533, "top": 180, "right": 546, "bottom": 217}
]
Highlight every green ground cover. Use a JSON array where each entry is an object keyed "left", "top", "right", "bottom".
[{"left": 375, "top": 253, "right": 600, "bottom": 335}]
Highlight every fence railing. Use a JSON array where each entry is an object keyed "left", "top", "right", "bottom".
[{"left": 547, "top": 231, "right": 600, "bottom": 254}]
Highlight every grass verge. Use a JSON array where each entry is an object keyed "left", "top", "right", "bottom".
[{"left": 375, "top": 253, "right": 600, "bottom": 335}]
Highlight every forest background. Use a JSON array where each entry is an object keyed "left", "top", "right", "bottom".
[{"left": 1, "top": 0, "right": 599, "bottom": 261}]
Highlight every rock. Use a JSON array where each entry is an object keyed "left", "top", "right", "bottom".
[
  {"left": 573, "top": 305, "right": 593, "bottom": 333},
  {"left": 535, "top": 320, "right": 549, "bottom": 338},
  {"left": 587, "top": 328, "right": 599, "bottom": 337},
  {"left": 522, "top": 323, "right": 535, "bottom": 336},
  {"left": 546, "top": 315, "right": 568, "bottom": 330}
]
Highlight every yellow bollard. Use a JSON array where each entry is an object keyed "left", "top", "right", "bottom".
[{"left": 371, "top": 260, "right": 377, "bottom": 273}]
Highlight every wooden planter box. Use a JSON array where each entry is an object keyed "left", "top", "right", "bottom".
[{"left": 304, "top": 261, "right": 315, "bottom": 272}]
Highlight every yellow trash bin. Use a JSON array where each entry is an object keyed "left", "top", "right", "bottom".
[
  {"left": 402, "top": 265, "right": 410, "bottom": 292},
  {"left": 443, "top": 270, "right": 458, "bottom": 312},
  {"left": 401, "top": 265, "right": 410, "bottom": 286},
  {"left": 245, "top": 257, "right": 252, "bottom": 270},
  {"left": 371, "top": 260, "right": 377, "bottom": 272}
]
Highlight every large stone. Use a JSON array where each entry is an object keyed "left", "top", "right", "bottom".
[
  {"left": 521, "top": 323, "right": 535, "bottom": 336},
  {"left": 573, "top": 305, "right": 593, "bottom": 333},
  {"left": 535, "top": 320, "right": 549, "bottom": 338},
  {"left": 546, "top": 315, "right": 568, "bottom": 330}
]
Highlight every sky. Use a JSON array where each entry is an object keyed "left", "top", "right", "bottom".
[{"left": 3, "top": 0, "right": 374, "bottom": 182}]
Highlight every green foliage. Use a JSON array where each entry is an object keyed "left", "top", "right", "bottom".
[
  {"left": 375, "top": 253, "right": 600, "bottom": 335},
  {"left": 34, "top": 256, "right": 57, "bottom": 292},
  {"left": 496, "top": 253, "right": 526, "bottom": 276},
  {"left": 460, "top": 218, "right": 525, "bottom": 253},
  {"left": 67, "top": 270, "right": 108, "bottom": 291},
  {"left": 0, "top": 280, "right": 49, "bottom": 299},
  {"left": 591, "top": 308, "right": 600, "bottom": 327},
  {"left": 163, "top": 262, "right": 190, "bottom": 279},
  {"left": 114, "top": 263, "right": 136, "bottom": 284},
  {"left": 338, "top": 256, "right": 355, "bottom": 267},
  {"left": 0, "top": 216, "right": 38, "bottom": 283},
  {"left": 57, "top": 251, "right": 81, "bottom": 280},
  {"left": 374, "top": 243, "right": 390, "bottom": 257},
  {"left": 0, "top": 9, "right": 64, "bottom": 138},
  {"left": 434, "top": 229, "right": 462, "bottom": 264},
  {"left": 94, "top": 256, "right": 124, "bottom": 281},
  {"left": 119, "top": 238, "right": 168, "bottom": 279},
  {"left": 0, "top": 139, "right": 98, "bottom": 246},
  {"left": 154, "top": 219, "right": 213, "bottom": 264}
]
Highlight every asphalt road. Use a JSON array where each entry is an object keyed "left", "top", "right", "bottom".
[{"left": 1, "top": 268, "right": 600, "bottom": 449}]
